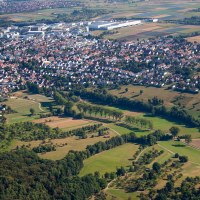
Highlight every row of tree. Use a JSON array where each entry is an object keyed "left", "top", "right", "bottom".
[
  {"left": 0, "top": 121, "right": 103, "bottom": 143},
  {"left": 73, "top": 89, "right": 200, "bottom": 127},
  {"left": 124, "top": 116, "right": 153, "bottom": 130},
  {"left": 77, "top": 102, "right": 124, "bottom": 121}
]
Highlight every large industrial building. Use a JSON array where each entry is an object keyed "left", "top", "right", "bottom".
[{"left": 88, "top": 20, "right": 142, "bottom": 31}]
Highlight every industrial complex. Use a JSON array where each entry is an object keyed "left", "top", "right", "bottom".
[{"left": 88, "top": 20, "right": 142, "bottom": 30}]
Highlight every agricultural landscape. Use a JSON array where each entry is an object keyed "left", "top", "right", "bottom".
[{"left": 0, "top": 0, "right": 200, "bottom": 199}]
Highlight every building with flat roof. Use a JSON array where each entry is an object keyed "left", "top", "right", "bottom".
[{"left": 88, "top": 20, "right": 142, "bottom": 31}]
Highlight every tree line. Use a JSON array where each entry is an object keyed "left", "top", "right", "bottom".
[
  {"left": 124, "top": 115, "right": 153, "bottom": 130},
  {"left": 77, "top": 102, "right": 124, "bottom": 121},
  {"left": 0, "top": 122, "right": 103, "bottom": 147},
  {"left": 73, "top": 89, "right": 200, "bottom": 127}
]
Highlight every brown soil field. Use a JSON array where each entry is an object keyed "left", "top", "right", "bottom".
[
  {"left": 33, "top": 117, "right": 93, "bottom": 129},
  {"left": 190, "top": 139, "right": 200, "bottom": 149}
]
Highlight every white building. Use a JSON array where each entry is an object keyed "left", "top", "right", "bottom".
[{"left": 88, "top": 20, "right": 142, "bottom": 31}]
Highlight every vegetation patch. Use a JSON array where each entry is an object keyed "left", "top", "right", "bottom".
[{"left": 80, "top": 143, "right": 139, "bottom": 176}]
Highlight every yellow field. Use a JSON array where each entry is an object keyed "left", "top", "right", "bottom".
[
  {"left": 186, "top": 36, "right": 200, "bottom": 43},
  {"left": 11, "top": 130, "right": 117, "bottom": 160},
  {"left": 110, "top": 84, "right": 200, "bottom": 119},
  {"left": 33, "top": 117, "right": 94, "bottom": 130}
]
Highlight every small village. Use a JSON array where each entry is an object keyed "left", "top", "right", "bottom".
[
  {"left": 0, "top": 0, "right": 82, "bottom": 13},
  {"left": 0, "top": 21, "right": 199, "bottom": 97}
]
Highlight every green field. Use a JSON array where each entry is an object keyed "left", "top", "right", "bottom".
[
  {"left": 142, "top": 114, "right": 200, "bottom": 138},
  {"left": 83, "top": 100, "right": 200, "bottom": 138},
  {"left": 4, "top": 94, "right": 52, "bottom": 123},
  {"left": 110, "top": 84, "right": 200, "bottom": 119},
  {"left": 106, "top": 188, "right": 139, "bottom": 200},
  {"left": 79, "top": 143, "right": 139, "bottom": 176},
  {"left": 158, "top": 141, "right": 200, "bottom": 164},
  {"left": 106, "top": 123, "right": 150, "bottom": 137}
]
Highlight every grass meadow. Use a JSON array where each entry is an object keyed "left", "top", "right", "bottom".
[{"left": 79, "top": 143, "right": 139, "bottom": 176}]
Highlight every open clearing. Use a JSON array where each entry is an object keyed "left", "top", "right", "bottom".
[
  {"left": 110, "top": 84, "right": 200, "bottom": 119},
  {"left": 106, "top": 188, "right": 139, "bottom": 200},
  {"left": 158, "top": 141, "right": 200, "bottom": 165},
  {"left": 79, "top": 143, "right": 139, "bottom": 176},
  {"left": 11, "top": 130, "right": 117, "bottom": 160},
  {"left": 33, "top": 117, "right": 94, "bottom": 130},
  {"left": 4, "top": 97, "right": 46, "bottom": 123},
  {"left": 142, "top": 114, "right": 200, "bottom": 139},
  {"left": 186, "top": 36, "right": 200, "bottom": 43}
]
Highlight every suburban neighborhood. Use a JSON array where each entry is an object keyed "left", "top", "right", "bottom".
[{"left": 0, "top": 21, "right": 199, "bottom": 97}]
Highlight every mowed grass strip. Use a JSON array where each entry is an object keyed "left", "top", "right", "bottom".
[{"left": 79, "top": 143, "right": 139, "bottom": 176}]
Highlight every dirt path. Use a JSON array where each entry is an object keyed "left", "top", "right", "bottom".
[
  {"left": 38, "top": 102, "right": 45, "bottom": 112},
  {"left": 135, "top": 147, "right": 148, "bottom": 162},
  {"left": 158, "top": 143, "right": 200, "bottom": 166},
  {"left": 103, "top": 124, "right": 121, "bottom": 136},
  {"left": 11, "top": 96, "right": 45, "bottom": 112},
  {"left": 105, "top": 146, "right": 147, "bottom": 192}
]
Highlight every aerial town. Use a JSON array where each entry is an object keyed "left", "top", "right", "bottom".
[
  {"left": 0, "top": 20, "right": 199, "bottom": 97},
  {"left": 1, "top": 0, "right": 200, "bottom": 199}
]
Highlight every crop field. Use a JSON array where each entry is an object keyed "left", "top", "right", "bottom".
[
  {"left": 188, "top": 139, "right": 200, "bottom": 149},
  {"left": 33, "top": 117, "right": 94, "bottom": 130},
  {"left": 0, "top": 7, "right": 77, "bottom": 22},
  {"left": 1, "top": 0, "right": 199, "bottom": 24},
  {"left": 79, "top": 143, "right": 139, "bottom": 176},
  {"left": 110, "top": 85, "right": 200, "bottom": 119},
  {"left": 102, "top": 23, "right": 200, "bottom": 41},
  {"left": 11, "top": 130, "right": 117, "bottom": 160}
]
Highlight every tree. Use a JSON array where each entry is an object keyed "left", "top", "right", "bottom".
[
  {"left": 169, "top": 126, "right": 180, "bottom": 138},
  {"left": 116, "top": 167, "right": 126, "bottom": 176},
  {"left": 152, "top": 162, "right": 161, "bottom": 173},
  {"left": 30, "top": 108, "right": 35, "bottom": 116},
  {"left": 165, "top": 181, "right": 174, "bottom": 192},
  {"left": 185, "top": 134, "right": 192, "bottom": 144},
  {"left": 179, "top": 155, "right": 188, "bottom": 163},
  {"left": 125, "top": 88, "right": 129, "bottom": 93}
]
